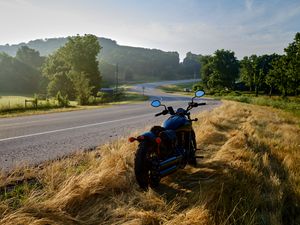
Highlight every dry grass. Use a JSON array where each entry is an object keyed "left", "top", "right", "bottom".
[{"left": 0, "top": 101, "right": 299, "bottom": 225}]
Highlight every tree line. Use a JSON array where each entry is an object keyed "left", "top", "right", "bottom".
[
  {"left": 0, "top": 34, "right": 201, "bottom": 105},
  {"left": 0, "top": 37, "right": 201, "bottom": 88},
  {"left": 0, "top": 46, "right": 45, "bottom": 93},
  {"left": 2, "top": 32, "right": 297, "bottom": 104},
  {"left": 200, "top": 32, "right": 300, "bottom": 97}
]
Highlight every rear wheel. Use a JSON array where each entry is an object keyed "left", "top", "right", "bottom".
[
  {"left": 187, "top": 130, "right": 197, "bottom": 166},
  {"left": 134, "top": 143, "right": 159, "bottom": 189}
]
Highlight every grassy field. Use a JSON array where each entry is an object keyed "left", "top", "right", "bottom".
[
  {"left": 158, "top": 84, "right": 300, "bottom": 119},
  {"left": 158, "top": 82, "right": 195, "bottom": 94},
  {"left": 220, "top": 95, "right": 300, "bottom": 118},
  {"left": 0, "top": 92, "right": 148, "bottom": 118},
  {"left": 0, "top": 101, "right": 299, "bottom": 224},
  {"left": 0, "top": 95, "right": 32, "bottom": 109}
]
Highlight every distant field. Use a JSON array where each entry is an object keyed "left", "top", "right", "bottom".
[
  {"left": 0, "top": 94, "right": 78, "bottom": 117},
  {"left": 0, "top": 91, "right": 148, "bottom": 117},
  {"left": 158, "top": 84, "right": 300, "bottom": 118},
  {"left": 158, "top": 82, "right": 195, "bottom": 93},
  {"left": 0, "top": 95, "right": 32, "bottom": 109}
]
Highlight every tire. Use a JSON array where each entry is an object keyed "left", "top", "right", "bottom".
[
  {"left": 187, "top": 130, "right": 197, "bottom": 166},
  {"left": 134, "top": 143, "right": 158, "bottom": 189}
]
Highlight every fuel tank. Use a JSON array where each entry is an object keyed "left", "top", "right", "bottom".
[{"left": 162, "top": 115, "right": 192, "bottom": 132}]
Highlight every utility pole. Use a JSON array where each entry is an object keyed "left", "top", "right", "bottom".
[
  {"left": 115, "top": 63, "right": 119, "bottom": 98},
  {"left": 115, "top": 63, "right": 119, "bottom": 92}
]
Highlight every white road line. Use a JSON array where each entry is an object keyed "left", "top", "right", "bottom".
[
  {"left": 0, "top": 113, "right": 154, "bottom": 142},
  {"left": 0, "top": 106, "right": 147, "bottom": 128}
]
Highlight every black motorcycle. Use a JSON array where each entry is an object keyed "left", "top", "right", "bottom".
[{"left": 129, "top": 90, "right": 206, "bottom": 189}]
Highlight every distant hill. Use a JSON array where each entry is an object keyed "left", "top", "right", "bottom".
[
  {"left": 0, "top": 37, "right": 201, "bottom": 86},
  {"left": 0, "top": 37, "right": 116, "bottom": 57},
  {"left": 1, "top": 37, "right": 177, "bottom": 83}
]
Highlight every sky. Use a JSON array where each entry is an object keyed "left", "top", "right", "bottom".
[{"left": 0, "top": 0, "right": 299, "bottom": 59}]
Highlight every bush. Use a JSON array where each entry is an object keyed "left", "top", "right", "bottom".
[
  {"left": 56, "top": 91, "right": 70, "bottom": 107},
  {"left": 193, "top": 83, "right": 205, "bottom": 91},
  {"left": 227, "top": 91, "right": 241, "bottom": 96},
  {"left": 97, "top": 92, "right": 113, "bottom": 103},
  {"left": 88, "top": 96, "right": 103, "bottom": 105},
  {"left": 113, "top": 89, "right": 125, "bottom": 101}
]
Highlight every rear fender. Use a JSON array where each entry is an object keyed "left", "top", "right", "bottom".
[{"left": 139, "top": 132, "right": 160, "bottom": 154}]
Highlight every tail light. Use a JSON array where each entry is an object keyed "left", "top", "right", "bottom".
[{"left": 155, "top": 137, "right": 162, "bottom": 144}]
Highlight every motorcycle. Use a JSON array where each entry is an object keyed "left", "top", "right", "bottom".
[{"left": 129, "top": 90, "right": 206, "bottom": 189}]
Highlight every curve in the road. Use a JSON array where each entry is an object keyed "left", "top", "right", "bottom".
[{"left": 0, "top": 79, "right": 220, "bottom": 171}]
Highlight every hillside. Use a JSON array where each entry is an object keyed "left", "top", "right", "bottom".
[
  {"left": 0, "top": 37, "right": 199, "bottom": 84},
  {"left": 0, "top": 37, "right": 116, "bottom": 57},
  {"left": 0, "top": 101, "right": 299, "bottom": 224}
]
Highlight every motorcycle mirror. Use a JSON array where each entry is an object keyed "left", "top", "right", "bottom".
[
  {"left": 195, "top": 90, "right": 205, "bottom": 97},
  {"left": 151, "top": 100, "right": 161, "bottom": 107}
]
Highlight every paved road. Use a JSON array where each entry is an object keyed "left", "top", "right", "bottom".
[{"left": 0, "top": 79, "right": 220, "bottom": 171}]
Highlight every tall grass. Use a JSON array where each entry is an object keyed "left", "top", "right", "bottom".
[
  {"left": 222, "top": 95, "right": 300, "bottom": 118},
  {"left": 159, "top": 82, "right": 195, "bottom": 93},
  {"left": 0, "top": 101, "right": 299, "bottom": 224}
]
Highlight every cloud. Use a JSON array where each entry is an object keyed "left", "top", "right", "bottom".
[
  {"left": 245, "top": 0, "right": 253, "bottom": 11},
  {"left": 0, "top": 0, "right": 298, "bottom": 59}
]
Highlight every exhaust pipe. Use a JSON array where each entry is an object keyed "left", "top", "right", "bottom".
[
  {"left": 159, "top": 155, "right": 183, "bottom": 170},
  {"left": 160, "top": 165, "right": 177, "bottom": 177}
]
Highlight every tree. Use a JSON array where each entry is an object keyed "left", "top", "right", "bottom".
[
  {"left": 284, "top": 32, "right": 300, "bottom": 95},
  {"left": 180, "top": 52, "right": 202, "bottom": 78},
  {"left": 42, "top": 34, "right": 102, "bottom": 103},
  {"left": 62, "top": 34, "right": 101, "bottom": 95},
  {"left": 0, "top": 52, "right": 41, "bottom": 93},
  {"left": 240, "top": 56, "right": 254, "bottom": 92},
  {"left": 42, "top": 50, "right": 74, "bottom": 98},
  {"left": 200, "top": 50, "right": 239, "bottom": 90},
  {"left": 265, "top": 33, "right": 300, "bottom": 97},
  {"left": 16, "top": 46, "right": 45, "bottom": 69},
  {"left": 69, "top": 71, "right": 93, "bottom": 105},
  {"left": 240, "top": 54, "right": 277, "bottom": 96},
  {"left": 265, "top": 54, "right": 281, "bottom": 96},
  {"left": 200, "top": 55, "right": 213, "bottom": 88},
  {"left": 47, "top": 72, "right": 74, "bottom": 98}
]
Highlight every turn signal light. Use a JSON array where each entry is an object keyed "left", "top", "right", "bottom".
[{"left": 128, "top": 137, "right": 136, "bottom": 142}]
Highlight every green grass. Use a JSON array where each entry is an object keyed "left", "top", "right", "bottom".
[
  {"left": 120, "top": 92, "right": 149, "bottom": 102},
  {"left": 158, "top": 83, "right": 300, "bottom": 121},
  {"left": 219, "top": 95, "right": 300, "bottom": 118},
  {"left": 0, "top": 95, "right": 31, "bottom": 109},
  {"left": 158, "top": 82, "right": 195, "bottom": 93},
  {"left": 0, "top": 92, "right": 148, "bottom": 118},
  {"left": 0, "top": 181, "right": 42, "bottom": 209}
]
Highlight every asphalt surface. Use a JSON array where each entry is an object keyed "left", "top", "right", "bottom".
[{"left": 0, "top": 79, "right": 221, "bottom": 171}]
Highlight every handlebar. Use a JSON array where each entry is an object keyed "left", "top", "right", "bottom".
[
  {"left": 155, "top": 102, "right": 206, "bottom": 117},
  {"left": 155, "top": 109, "right": 169, "bottom": 117},
  {"left": 155, "top": 112, "right": 163, "bottom": 117},
  {"left": 189, "top": 102, "right": 206, "bottom": 107}
]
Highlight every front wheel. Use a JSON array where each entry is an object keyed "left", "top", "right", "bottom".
[{"left": 134, "top": 143, "right": 159, "bottom": 189}]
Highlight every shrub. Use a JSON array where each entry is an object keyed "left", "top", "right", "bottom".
[
  {"left": 56, "top": 91, "right": 70, "bottom": 107},
  {"left": 97, "top": 92, "right": 113, "bottom": 103},
  {"left": 193, "top": 83, "right": 205, "bottom": 91},
  {"left": 88, "top": 96, "right": 103, "bottom": 105},
  {"left": 227, "top": 91, "right": 242, "bottom": 96}
]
